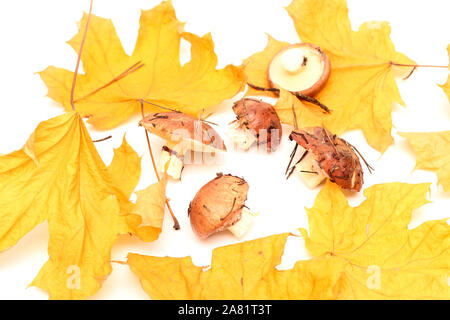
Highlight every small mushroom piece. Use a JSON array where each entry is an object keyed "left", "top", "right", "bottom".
[
  {"left": 139, "top": 112, "right": 226, "bottom": 180},
  {"left": 189, "top": 173, "right": 256, "bottom": 239},
  {"left": 227, "top": 98, "right": 282, "bottom": 152},
  {"left": 289, "top": 127, "right": 364, "bottom": 192},
  {"left": 268, "top": 43, "right": 331, "bottom": 97}
]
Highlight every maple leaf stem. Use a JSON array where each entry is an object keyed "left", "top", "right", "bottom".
[
  {"left": 140, "top": 99, "right": 181, "bottom": 113},
  {"left": 334, "top": 62, "right": 448, "bottom": 69},
  {"left": 390, "top": 62, "right": 448, "bottom": 68},
  {"left": 141, "top": 100, "right": 219, "bottom": 126},
  {"left": 291, "top": 103, "right": 299, "bottom": 130},
  {"left": 200, "top": 118, "right": 218, "bottom": 126},
  {"left": 70, "top": 0, "right": 94, "bottom": 111},
  {"left": 140, "top": 100, "right": 180, "bottom": 230},
  {"left": 247, "top": 82, "right": 332, "bottom": 113},
  {"left": 92, "top": 135, "right": 112, "bottom": 143},
  {"left": 73, "top": 61, "right": 145, "bottom": 103},
  {"left": 390, "top": 62, "right": 448, "bottom": 80},
  {"left": 402, "top": 66, "right": 417, "bottom": 80}
]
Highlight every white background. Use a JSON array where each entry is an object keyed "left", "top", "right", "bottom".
[{"left": 0, "top": 0, "right": 449, "bottom": 299}]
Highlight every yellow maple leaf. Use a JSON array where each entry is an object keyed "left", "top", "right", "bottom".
[
  {"left": 439, "top": 45, "right": 450, "bottom": 102},
  {"left": 400, "top": 131, "right": 450, "bottom": 192},
  {"left": 0, "top": 112, "right": 139, "bottom": 299},
  {"left": 128, "top": 233, "right": 290, "bottom": 299},
  {"left": 107, "top": 135, "right": 142, "bottom": 200},
  {"left": 39, "top": 1, "right": 245, "bottom": 129},
  {"left": 296, "top": 181, "right": 449, "bottom": 299},
  {"left": 125, "top": 176, "right": 168, "bottom": 242},
  {"left": 244, "top": 0, "right": 415, "bottom": 153},
  {"left": 243, "top": 35, "right": 289, "bottom": 98},
  {"left": 105, "top": 135, "right": 171, "bottom": 241},
  {"left": 127, "top": 181, "right": 449, "bottom": 299}
]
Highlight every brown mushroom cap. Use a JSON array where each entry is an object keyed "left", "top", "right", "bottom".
[
  {"left": 139, "top": 112, "right": 226, "bottom": 152},
  {"left": 289, "top": 127, "right": 363, "bottom": 191},
  {"left": 232, "top": 98, "right": 282, "bottom": 152},
  {"left": 268, "top": 43, "right": 331, "bottom": 97},
  {"left": 189, "top": 173, "right": 249, "bottom": 239}
]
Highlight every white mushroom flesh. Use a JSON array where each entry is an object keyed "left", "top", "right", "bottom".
[
  {"left": 280, "top": 47, "right": 306, "bottom": 74},
  {"left": 157, "top": 149, "right": 184, "bottom": 180},
  {"left": 269, "top": 46, "right": 324, "bottom": 92},
  {"left": 184, "top": 137, "right": 221, "bottom": 153},
  {"left": 227, "top": 208, "right": 257, "bottom": 238},
  {"left": 226, "top": 121, "right": 257, "bottom": 151},
  {"left": 295, "top": 149, "right": 327, "bottom": 189},
  {"left": 157, "top": 138, "right": 224, "bottom": 180}
]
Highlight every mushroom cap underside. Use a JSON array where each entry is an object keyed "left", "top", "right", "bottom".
[{"left": 268, "top": 43, "right": 331, "bottom": 97}]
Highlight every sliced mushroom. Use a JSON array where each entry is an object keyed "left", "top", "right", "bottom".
[
  {"left": 140, "top": 112, "right": 226, "bottom": 180},
  {"left": 268, "top": 43, "right": 331, "bottom": 97},
  {"left": 227, "top": 98, "right": 282, "bottom": 152},
  {"left": 288, "top": 127, "right": 364, "bottom": 192},
  {"left": 189, "top": 173, "right": 256, "bottom": 239}
]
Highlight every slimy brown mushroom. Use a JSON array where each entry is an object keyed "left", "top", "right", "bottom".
[
  {"left": 288, "top": 127, "right": 368, "bottom": 192},
  {"left": 139, "top": 112, "right": 226, "bottom": 180},
  {"left": 189, "top": 173, "right": 256, "bottom": 239},
  {"left": 268, "top": 43, "right": 331, "bottom": 97},
  {"left": 227, "top": 98, "right": 282, "bottom": 152}
]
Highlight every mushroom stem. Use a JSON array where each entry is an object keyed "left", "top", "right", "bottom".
[
  {"left": 226, "top": 121, "right": 257, "bottom": 151},
  {"left": 227, "top": 208, "right": 257, "bottom": 238},
  {"left": 280, "top": 47, "right": 307, "bottom": 74},
  {"left": 294, "top": 150, "right": 327, "bottom": 189},
  {"left": 268, "top": 43, "right": 331, "bottom": 97},
  {"left": 157, "top": 140, "right": 189, "bottom": 180},
  {"left": 140, "top": 111, "right": 227, "bottom": 180}
]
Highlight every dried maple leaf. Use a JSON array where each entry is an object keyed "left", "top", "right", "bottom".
[
  {"left": 295, "top": 181, "right": 449, "bottom": 299},
  {"left": 125, "top": 176, "right": 168, "bottom": 242},
  {"left": 106, "top": 135, "right": 169, "bottom": 240},
  {"left": 439, "top": 45, "right": 450, "bottom": 102},
  {"left": 400, "top": 131, "right": 450, "bottom": 192},
  {"left": 39, "top": 1, "right": 245, "bottom": 129},
  {"left": 107, "top": 135, "right": 142, "bottom": 200},
  {"left": 243, "top": 35, "right": 289, "bottom": 99},
  {"left": 127, "top": 233, "right": 290, "bottom": 299},
  {"left": 244, "top": 0, "right": 415, "bottom": 153},
  {"left": 105, "top": 134, "right": 171, "bottom": 241},
  {"left": 127, "top": 181, "right": 450, "bottom": 299},
  {"left": 0, "top": 112, "right": 140, "bottom": 299}
]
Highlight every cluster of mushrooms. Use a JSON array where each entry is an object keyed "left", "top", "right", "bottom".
[{"left": 139, "top": 43, "right": 369, "bottom": 239}]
